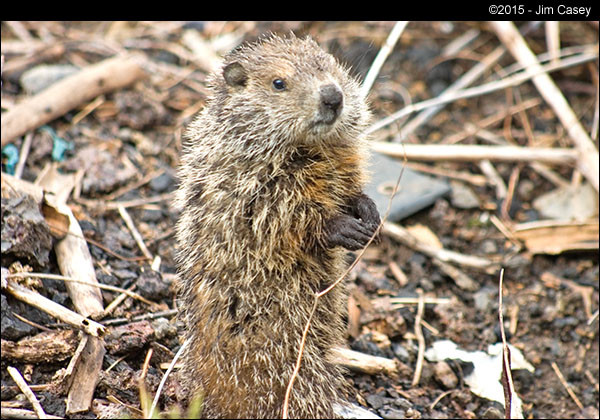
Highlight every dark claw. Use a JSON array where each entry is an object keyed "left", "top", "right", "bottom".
[{"left": 349, "top": 193, "right": 381, "bottom": 230}]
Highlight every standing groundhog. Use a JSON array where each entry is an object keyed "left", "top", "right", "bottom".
[{"left": 174, "top": 33, "right": 380, "bottom": 419}]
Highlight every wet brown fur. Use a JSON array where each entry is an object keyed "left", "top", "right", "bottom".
[{"left": 174, "top": 34, "right": 371, "bottom": 418}]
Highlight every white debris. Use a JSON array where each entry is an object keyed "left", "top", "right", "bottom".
[{"left": 424, "top": 339, "right": 534, "bottom": 417}]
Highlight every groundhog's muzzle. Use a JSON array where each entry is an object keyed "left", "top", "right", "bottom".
[{"left": 318, "top": 83, "right": 344, "bottom": 125}]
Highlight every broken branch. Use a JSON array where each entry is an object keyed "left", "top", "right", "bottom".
[{"left": 1, "top": 53, "right": 147, "bottom": 146}]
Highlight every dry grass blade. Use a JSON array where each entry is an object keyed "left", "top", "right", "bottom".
[
  {"left": 498, "top": 269, "right": 523, "bottom": 419},
  {"left": 4, "top": 279, "right": 106, "bottom": 337},
  {"left": 139, "top": 348, "right": 154, "bottom": 418},
  {"left": 365, "top": 45, "right": 597, "bottom": 135},
  {"left": 490, "top": 21, "right": 599, "bottom": 192},
  {"left": 6, "top": 271, "right": 155, "bottom": 307},
  {"left": 382, "top": 221, "right": 498, "bottom": 273},
  {"left": 118, "top": 205, "right": 154, "bottom": 260},
  {"left": 149, "top": 337, "right": 190, "bottom": 418},
  {"left": 551, "top": 361, "right": 585, "bottom": 410},
  {"left": 7, "top": 366, "right": 48, "bottom": 419},
  {"left": 411, "top": 288, "right": 426, "bottom": 387},
  {"left": 361, "top": 21, "right": 408, "bottom": 98},
  {"left": 370, "top": 142, "right": 578, "bottom": 165}
]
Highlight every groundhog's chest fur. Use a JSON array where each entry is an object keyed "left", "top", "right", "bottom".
[{"left": 174, "top": 34, "right": 378, "bottom": 419}]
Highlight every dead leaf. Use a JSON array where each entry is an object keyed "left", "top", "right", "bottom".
[{"left": 513, "top": 220, "right": 599, "bottom": 254}]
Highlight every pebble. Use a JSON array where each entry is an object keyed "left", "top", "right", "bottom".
[
  {"left": 149, "top": 172, "right": 175, "bottom": 193},
  {"left": 1, "top": 295, "right": 36, "bottom": 340},
  {"left": 473, "top": 286, "right": 495, "bottom": 312},
  {"left": 433, "top": 361, "right": 458, "bottom": 389},
  {"left": 366, "top": 393, "right": 388, "bottom": 410},
  {"left": 380, "top": 407, "right": 405, "bottom": 419},
  {"left": 533, "top": 182, "right": 598, "bottom": 220},
  {"left": 140, "top": 208, "right": 164, "bottom": 223},
  {"left": 392, "top": 342, "right": 410, "bottom": 362},
  {"left": 20, "top": 64, "right": 79, "bottom": 94},
  {"left": 393, "top": 397, "right": 412, "bottom": 410},
  {"left": 136, "top": 269, "right": 171, "bottom": 300},
  {"left": 479, "top": 239, "right": 497, "bottom": 254},
  {"left": 105, "top": 320, "right": 154, "bottom": 355},
  {"left": 449, "top": 180, "right": 480, "bottom": 209},
  {"left": 2, "top": 195, "right": 53, "bottom": 269},
  {"left": 151, "top": 317, "right": 177, "bottom": 340}
]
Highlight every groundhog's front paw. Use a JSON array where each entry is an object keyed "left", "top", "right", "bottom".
[
  {"left": 323, "top": 214, "right": 378, "bottom": 251},
  {"left": 348, "top": 193, "right": 381, "bottom": 231}
]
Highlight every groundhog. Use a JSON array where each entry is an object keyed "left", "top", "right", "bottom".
[{"left": 174, "top": 33, "right": 380, "bottom": 419}]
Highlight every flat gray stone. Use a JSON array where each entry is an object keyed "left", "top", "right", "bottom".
[
  {"left": 364, "top": 152, "right": 450, "bottom": 222},
  {"left": 20, "top": 64, "right": 79, "bottom": 94}
]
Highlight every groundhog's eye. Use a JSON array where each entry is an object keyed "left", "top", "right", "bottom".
[{"left": 272, "top": 78, "right": 286, "bottom": 91}]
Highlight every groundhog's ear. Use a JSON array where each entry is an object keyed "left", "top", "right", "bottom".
[{"left": 223, "top": 62, "right": 248, "bottom": 88}]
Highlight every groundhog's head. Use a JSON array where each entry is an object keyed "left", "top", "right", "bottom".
[{"left": 209, "top": 33, "right": 370, "bottom": 147}]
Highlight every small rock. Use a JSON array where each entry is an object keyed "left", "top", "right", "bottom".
[
  {"left": 517, "top": 179, "right": 535, "bottom": 199},
  {"left": 479, "top": 239, "right": 497, "bottom": 254},
  {"left": 140, "top": 208, "right": 163, "bottom": 223},
  {"left": 149, "top": 172, "right": 175, "bottom": 193},
  {"left": 481, "top": 405, "right": 504, "bottom": 419},
  {"left": 1, "top": 195, "right": 53, "bottom": 269},
  {"left": 114, "top": 91, "right": 171, "bottom": 130},
  {"left": 151, "top": 317, "right": 177, "bottom": 340},
  {"left": 405, "top": 407, "right": 422, "bottom": 418},
  {"left": 136, "top": 269, "right": 170, "bottom": 300},
  {"left": 366, "top": 393, "right": 387, "bottom": 410},
  {"left": 473, "top": 286, "right": 496, "bottom": 312},
  {"left": 380, "top": 407, "right": 405, "bottom": 419},
  {"left": 392, "top": 343, "right": 410, "bottom": 362},
  {"left": 450, "top": 180, "right": 480, "bottom": 209},
  {"left": 1, "top": 295, "right": 37, "bottom": 340},
  {"left": 20, "top": 64, "right": 79, "bottom": 94},
  {"left": 112, "top": 268, "right": 137, "bottom": 281},
  {"left": 433, "top": 361, "right": 458, "bottom": 389},
  {"left": 393, "top": 397, "right": 412, "bottom": 410},
  {"left": 105, "top": 320, "right": 154, "bottom": 355},
  {"left": 63, "top": 146, "right": 137, "bottom": 195},
  {"left": 533, "top": 182, "right": 598, "bottom": 220}
]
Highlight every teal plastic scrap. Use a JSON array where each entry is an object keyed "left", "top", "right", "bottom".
[
  {"left": 40, "top": 126, "right": 74, "bottom": 162},
  {"left": 1, "top": 144, "right": 19, "bottom": 175}
]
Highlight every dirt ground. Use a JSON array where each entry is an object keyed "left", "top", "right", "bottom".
[{"left": 1, "top": 21, "right": 599, "bottom": 419}]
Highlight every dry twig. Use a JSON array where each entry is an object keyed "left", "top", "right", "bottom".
[
  {"left": 6, "top": 271, "right": 154, "bottom": 307},
  {"left": 366, "top": 46, "right": 597, "bottom": 135},
  {"left": 498, "top": 269, "right": 522, "bottom": 419},
  {"left": 371, "top": 142, "right": 579, "bottom": 165},
  {"left": 382, "top": 221, "right": 498, "bottom": 273},
  {"left": 551, "top": 361, "right": 584, "bottom": 410},
  {"left": 490, "top": 21, "right": 599, "bottom": 192},
  {"left": 1, "top": 53, "right": 147, "bottom": 146},
  {"left": 329, "top": 347, "right": 398, "bottom": 376},
  {"left": 6, "top": 366, "right": 48, "bottom": 419},
  {"left": 118, "top": 205, "right": 154, "bottom": 260},
  {"left": 361, "top": 21, "right": 408, "bottom": 97},
  {"left": 411, "top": 289, "right": 426, "bottom": 387},
  {"left": 3, "top": 280, "right": 106, "bottom": 337},
  {"left": 149, "top": 338, "right": 190, "bottom": 418}
]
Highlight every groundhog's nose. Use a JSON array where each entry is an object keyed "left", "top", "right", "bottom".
[{"left": 319, "top": 84, "right": 343, "bottom": 123}]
